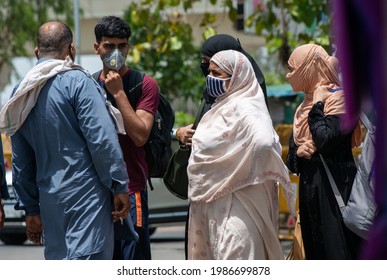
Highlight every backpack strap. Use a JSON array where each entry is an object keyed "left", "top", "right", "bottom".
[
  {"left": 123, "top": 70, "right": 157, "bottom": 191},
  {"left": 319, "top": 154, "right": 346, "bottom": 208},
  {"left": 92, "top": 69, "right": 144, "bottom": 110},
  {"left": 122, "top": 69, "right": 145, "bottom": 109},
  {"left": 92, "top": 70, "right": 102, "bottom": 82},
  {"left": 359, "top": 112, "right": 375, "bottom": 133},
  {"left": 359, "top": 112, "right": 376, "bottom": 183}
]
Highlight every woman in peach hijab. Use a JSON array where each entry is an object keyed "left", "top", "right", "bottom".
[{"left": 286, "top": 44, "right": 363, "bottom": 259}]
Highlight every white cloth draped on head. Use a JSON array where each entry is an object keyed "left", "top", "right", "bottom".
[
  {"left": 187, "top": 50, "right": 296, "bottom": 215},
  {"left": 0, "top": 56, "right": 126, "bottom": 136}
]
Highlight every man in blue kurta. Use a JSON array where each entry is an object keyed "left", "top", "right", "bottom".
[{"left": 1, "top": 22, "right": 130, "bottom": 259}]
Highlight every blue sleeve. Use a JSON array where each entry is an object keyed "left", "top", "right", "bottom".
[
  {"left": 71, "top": 74, "right": 129, "bottom": 194},
  {"left": 11, "top": 132, "right": 39, "bottom": 215}
]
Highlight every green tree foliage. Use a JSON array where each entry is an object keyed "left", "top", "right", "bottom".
[
  {"left": 123, "top": 1, "right": 205, "bottom": 103},
  {"left": 0, "top": 0, "right": 73, "bottom": 89},
  {"left": 0, "top": 0, "right": 331, "bottom": 105},
  {"left": 245, "top": 0, "right": 331, "bottom": 66},
  {"left": 123, "top": 0, "right": 330, "bottom": 102}
]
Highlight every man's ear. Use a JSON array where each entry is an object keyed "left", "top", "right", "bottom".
[
  {"left": 94, "top": 42, "right": 100, "bottom": 54},
  {"left": 69, "top": 42, "right": 76, "bottom": 61},
  {"left": 34, "top": 47, "right": 39, "bottom": 59}
]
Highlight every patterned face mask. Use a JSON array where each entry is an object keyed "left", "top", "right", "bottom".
[
  {"left": 103, "top": 48, "right": 126, "bottom": 71},
  {"left": 206, "top": 75, "right": 231, "bottom": 98}
]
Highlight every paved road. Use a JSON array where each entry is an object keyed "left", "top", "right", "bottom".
[
  {"left": 0, "top": 225, "right": 291, "bottom": 260},
  {"left": 0, "top": 225, "right": 186, "bottom": 260}
]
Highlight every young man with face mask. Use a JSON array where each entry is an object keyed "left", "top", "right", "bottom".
[{"left": 93, "top": 16, "right": 160, "bottom": 260}]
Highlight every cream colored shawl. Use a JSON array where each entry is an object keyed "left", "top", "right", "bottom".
[{"left": 187, "top": 50, "right": 295, "bottom": 214}]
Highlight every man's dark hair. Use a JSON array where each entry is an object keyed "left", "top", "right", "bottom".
[
  {"left": 94, "top": 16, "right": 131, "bottom": 43},
  {"left": 36, "top": 22, "right": 73, "bottom": 57}
]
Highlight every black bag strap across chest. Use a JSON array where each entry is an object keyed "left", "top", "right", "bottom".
[
  {"left": 92, "top": 69, "right": 144, "bottom": 109},
  {"left": 122, "top": 69, "right": 145, "bottom": 109}
]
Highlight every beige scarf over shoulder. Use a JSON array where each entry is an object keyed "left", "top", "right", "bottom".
[
  {"left": 187, "top": 50, "right": 296, "bottom": 215},
  {"left": 286, "top": 44, "right": 361, "bottom": 147},
  {"left": 0, "top": 56, "right": 125, "bottom": 136}
]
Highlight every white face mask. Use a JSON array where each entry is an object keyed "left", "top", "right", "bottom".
[
  {"left": 103, "top": 48, "right": 126, "bottom": 71},
  {"left": 206, "top": 75, "right": 231, "bottom": 98}
]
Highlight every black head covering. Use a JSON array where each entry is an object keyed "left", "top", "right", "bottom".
[{"left": 200, "top": 34, "right": 268, "bottom": 110}]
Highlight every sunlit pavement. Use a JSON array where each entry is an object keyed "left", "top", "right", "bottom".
[
  {"left": 0, "top": 225, "right": 292, "bottom": 260},
  {"left": 151, "top": 225, "right": 293, "bottom": 260}
]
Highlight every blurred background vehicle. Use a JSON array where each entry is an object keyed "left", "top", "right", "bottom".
[{"left": 0, "top": 170, "right": 27, "bottom": 245}]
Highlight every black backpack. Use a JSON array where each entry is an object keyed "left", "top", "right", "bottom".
[{"left": 92, "top": 70, "right": 175, "bottom": 189}]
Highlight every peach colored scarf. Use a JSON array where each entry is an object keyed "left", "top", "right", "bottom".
[{"left": 286, "top": 44, "right": 361, "bottom": 147}]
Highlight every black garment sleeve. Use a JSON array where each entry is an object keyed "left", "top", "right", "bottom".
[
  {"left": 286, "top": 131, "right": 300, "bottom": 175},
  {"left": 308, "top": 101, "right": 347, "bottom": 155}
]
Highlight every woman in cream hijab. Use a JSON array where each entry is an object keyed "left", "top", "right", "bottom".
[
  {"left": 286, "top": 44, "right": 363, "bottom": 259},
  {"left": 187, "top": 50, "right": 295, "bottom": 260}
]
